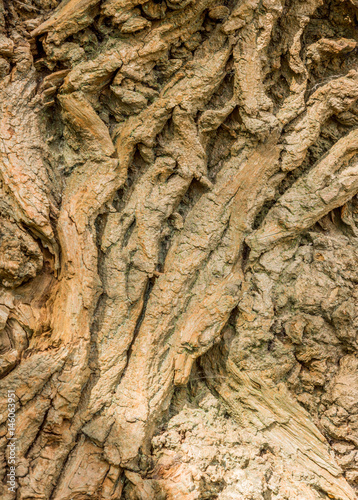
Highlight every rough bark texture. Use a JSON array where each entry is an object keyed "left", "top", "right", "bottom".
[{"left": 1, "top": 0, "right": 358, "bottom": 498}]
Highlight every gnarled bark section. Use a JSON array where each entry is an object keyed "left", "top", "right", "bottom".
[
  {"left": 1, "top": 0, "right": 358, "bottom": 499},
  {"left": 202, "top": 352, "right": 356, "bottom": 500},
  {"left": 248, "top": 128, "right": 358, "bottom": 258}
]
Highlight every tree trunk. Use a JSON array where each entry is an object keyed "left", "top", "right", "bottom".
[{"left": 1, "top": 0, "right": 358, "bottom": 498}]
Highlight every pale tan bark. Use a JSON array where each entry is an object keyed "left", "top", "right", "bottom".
[{"left": 1, "top": 1, "right": 358, "bottom": 499}]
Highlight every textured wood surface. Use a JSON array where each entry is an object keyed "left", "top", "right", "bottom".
[{"left": 1, "top": 0, "right": 358, "bottom": 498}]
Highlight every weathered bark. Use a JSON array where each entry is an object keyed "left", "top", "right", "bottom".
[{"left": 1, "top": 0, "right": 358, "bottom": 498}]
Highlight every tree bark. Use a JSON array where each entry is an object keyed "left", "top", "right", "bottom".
[{"left": 1, "top": 0, "right": 358, "bottom": 498}]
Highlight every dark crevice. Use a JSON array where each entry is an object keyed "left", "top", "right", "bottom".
[
  {"left": 119, "top": 278, "right": 154, "bottom": 382},
  {"left": 24, "top": 401, "right": 51, "bottom": 459},
  {"left": 252, "top": 198, "right": 277, "bottom": 231},
  {"left": 88, "top": 213, "right": 108, "bottom": 372},
  {"left": 176, "top": 178, "right": 207, "bottom": 223},
  {"left": 122, "top": 218, "right": 136, "bottom": 248},
  {"left": 241, "top": 241, "right": 251, "bottom": 272},
  {"left": 156, "top": 230, "right": 171, "bottom": 273}
]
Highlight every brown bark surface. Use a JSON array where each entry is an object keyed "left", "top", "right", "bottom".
[{"left": 1, "top": 0, "right": 358, "bottom": 498}]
